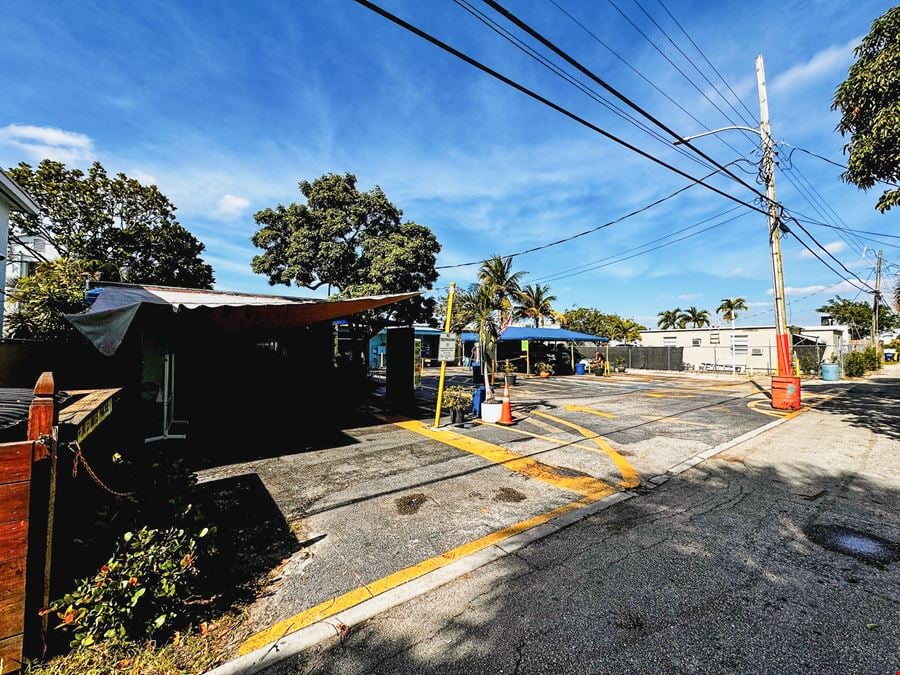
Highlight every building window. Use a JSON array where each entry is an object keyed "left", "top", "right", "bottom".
[
  {"left": 733, "top": 335, "right": 749, "bottom": 356},
  {"left": 663, "top": 336, "right": 677, "bottom": 347},
  {"left": 710, "top": 332, "right": 720, "bottom": 345},
  {"left": 751, "top": 348, "right": 763, "bottom": 356},
  {"left": 691, "top": 338, "right": 701, "bottom": 347}
]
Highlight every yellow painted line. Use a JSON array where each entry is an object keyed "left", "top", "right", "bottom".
[
  {"left": 641, "top": 392, "right": 697, "bottom": 399},
  {"left": 238, "top": 495, "right": 595, "bottom": 655},
  {"left": 393, "top": 419, "right": 613, "bottom": 499},
  {"left": 639, "top": 415, "right": 717, "bottom": 428},
  {"left": 746, "top": 398, "right": 811, "bottom": 419},
  {"left": 563, "top": 404, "right": 617, "bottom": 418},
  {"left": 531, "top": 411, "right": 640, "bottom": 489},
  {"left": 476, "top": 419, "right": 610, "bottom": 455},
  {"left": 527, "top": 416, "right": 574, "bottom": 435}
]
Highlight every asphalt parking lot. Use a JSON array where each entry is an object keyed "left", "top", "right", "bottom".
[{"left": 198, "top": 368, "right": 848, "bottom": 661}]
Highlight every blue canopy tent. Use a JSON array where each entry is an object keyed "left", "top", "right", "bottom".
[{"left": 461, "top": 326, "right": 608, "bottom": 375}]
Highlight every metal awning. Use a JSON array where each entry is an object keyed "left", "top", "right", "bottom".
[
  {"left": 461, "top": 326, "right": 608, "bottom": 343},
  {"left": 68, "top": 282, "right": 419, "bottom": 355}
]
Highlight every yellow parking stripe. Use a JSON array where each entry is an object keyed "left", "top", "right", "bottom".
[
  {"left": 530, "top": 411, "right": 640, "bottom": 488},
  {"left": 394, "top": 420, "right": 613, "bottom": 499},
  {"left": 642, "top": 392, "right": 696, "bottom": 399},
  {"left": 563, "top": 404, "right": 617, "bottom": 418},
  {"left": 238, "top": 496, "right": 594, "bottom": 655},
  {"left": 476, "top": 419, "right": 609, "bottom": 454}
]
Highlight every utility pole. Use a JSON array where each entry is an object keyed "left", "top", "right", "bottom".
[
  {"left": 756, "top": 55, "right": 792, "bottom": 377},
  {"left": 872, "top": 249, "right": 883, "bottom": 348}
]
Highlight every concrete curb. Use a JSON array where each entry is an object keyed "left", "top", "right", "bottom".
[{"left": 207, "top": 385, "right": 852, "bottom": 675}]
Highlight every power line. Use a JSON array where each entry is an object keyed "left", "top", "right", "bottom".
[
  {"left": 435, "top": 160, "right": 749, "bottom": 269},
  {"left": 653, "top": 0, "right": 759, "bottom": 124},
  {"left": 630, "top": 0, "right": 756, "bottom": 130},
  {"left": 478, "top": 0, "right": 774, "bottom": 203},
  {"left": 784, "top": 218, "right": 875, "bottom": 293},
  {"left": 352, "top": 0, "right": 771, "bottom": 220},
  {"left": 780, "top": 142, "right": 900, "bottom": 189},
  {"left": 452, "top": 0, "right": 721, "bottom": 174},
  {"left": 528, "top": 207, "right": 747, "bottom": 284},
  {"left": 547, "top": 0, "right": 748, "bottom": 158}
]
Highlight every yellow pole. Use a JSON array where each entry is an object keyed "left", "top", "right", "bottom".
[
  {"left": 525, "top": 341, "right": 530, "bottom": 377},
  {"left": 570, "top": 342, "right": 575, "bottom": 374},
  {"left": 605, "top": 342, "right": 610, "bottom": 376},
  {"left": 433, "top": 283, "right": 456, "bottom": 429}
]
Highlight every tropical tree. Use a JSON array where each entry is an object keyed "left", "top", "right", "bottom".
[
  {"left": 5, "top": 259, "right": 90, "bottom": 340},
  {"left": 716, "top": 297, "right": 749, "bottom": 322},
  {"left": 610, "top": 317, "right": 645, "bottom": 343},
  {"left": 8, "top": 160, "right": 214, "bottom": 288},
  {"left": 832, "top": 6, "right": 900, "bottom": 212},
  {"left": 657, "top": 308, "right": 681, "bottom": 329},
  {"left": 478, "top": 255, "right": 526, "bottom": 319},
  {"left": 515, "top": 284, "right": 557, "bottom": 327},
  {"left": 817, "top": 295, "right": 897, "bottom": 339},
  {"left": 679, "top": 306, "right": 711, "bottom": 328}
]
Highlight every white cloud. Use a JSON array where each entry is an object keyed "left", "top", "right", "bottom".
[
  {"left": 799, "top": 240, "right": 846, "bottom": 259},
  {"left": 129, "top": 169, "right": 158, "bottom": 185},
  {"left": 0, "top": 123, "right": 95, "bottom": 163},
  {"left": 677, "top": 293, "right": 702, "bottom": 300},
  {"left": 768, "top": 280, "right": 859, "bottom": 297},
  {"left": 771, "top": 36, "right": 861, "bottom": 94},
  {"left": 215, "top": 193, "right": 251, "bottom": 219}
]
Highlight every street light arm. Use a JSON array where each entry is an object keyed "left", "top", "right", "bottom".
[{"left": 673, "top": 125, "right": 760, "bottom": 145}]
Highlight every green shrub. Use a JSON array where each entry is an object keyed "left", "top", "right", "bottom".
[
  {"left": 797, "top": 351, "right": 821, "bottom": 375},
  {"left": 863, "top": 346, "right": 881, "bottom": 371},
  {"left": 844, "top": 352, "right": 867, "bottom": 377},
  {"left": 44, "top": 522, "right": 209, "bottom": 648}
]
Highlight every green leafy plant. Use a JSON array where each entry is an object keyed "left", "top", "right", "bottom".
[
  {"left": 797, "top": 351, "right": 822, "bottom": 376},
  {"left": 502, "top": 359, "right": 516, "bottom": 375},
  {"left": 844, "top": 351, "right": 867, "bottom": 377},
  {"left": 442, "top": 385, "right": 473, "bottom": 410},
  {"left": 534, "top": 361, "right": 553, "bottom": 374},
  {"left": 863, "top": 346, "right": 881, "bottom": 371},
  {"left": 44, "top": 523, "right": 209, "bottom": 648}
]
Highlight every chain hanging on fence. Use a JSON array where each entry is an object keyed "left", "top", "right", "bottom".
[{"left": 66, "top": 440, "right": 134, "bottom": 499}]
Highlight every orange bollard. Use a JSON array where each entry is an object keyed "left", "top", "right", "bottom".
[{"left": 498, "top": 381, "right": 514, "bottom": 425}]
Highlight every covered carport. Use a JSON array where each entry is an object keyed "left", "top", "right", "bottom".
[{"left": 462, "top": 326, "right": 608, "bottom": 375}]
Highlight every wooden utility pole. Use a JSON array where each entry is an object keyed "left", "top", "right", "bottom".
[
  {"left": 872, "top": 250, "right": 883, "bottom": 348},
  {"left": 756, "top": 55, "right": 792, "bottom": 376}
]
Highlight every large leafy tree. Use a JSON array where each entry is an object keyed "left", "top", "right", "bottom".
[
  {"left": 679, "top": 306, "right": 711, "bottom": 328},
  {"left": 610, "top": 317, "right": 645, "bottom": 343},
  {"left": 8, "top": 160, "right": 214, "bottom": 287},
  {"left": 515, "top": 284, "right": 557, "bottom": 327},
  {"left": 561, "top": 307, "right": 622, "bottom": 338},
  {"left": 817, "top": 295, "right": 897, "bottom": 339},
  {"left": 251, "top": 172, "right": 440, "bottom": 335},
  {"left": 832, "top": 7, "right": 900, "bottom": 212},
  {"left": 716, "top": 297, "right": 749, "bottom": 323}
]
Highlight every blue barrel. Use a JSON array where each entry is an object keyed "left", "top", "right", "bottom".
[
  {"left": 821, "top": 363, "right": 840, "bottom": 381},
  {"left": 575, "top": 363, "right": 586, "bottom": 375},
  {"left": 472, "top": 386, "right": 485, "bottom": 416}
]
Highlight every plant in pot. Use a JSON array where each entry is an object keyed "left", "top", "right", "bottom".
[
  {"left": 614, "top": 357, "right": 626, "bottom": 373},
  {"left": 503, "top": 359, "right": 517, "bottom": 386},
  {"left": 443, "top": 386, "right": 473, "bottom": 424},
  {"left": 535, "top": 361, "right": 554, "bottom": 378}
]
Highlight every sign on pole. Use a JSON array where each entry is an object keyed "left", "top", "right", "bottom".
[
  {"left": 414, "top": 338, "right": 422, "bottom": 389},
  {"left": 438, "top": 332, "right": 457, "bottom": 362},
  {"left": 521, "top": 340, "right": 529, "bottom": 351}
]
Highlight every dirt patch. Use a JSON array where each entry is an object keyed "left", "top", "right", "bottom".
[
  {"left": 493, "top": 487, "right": 527, "bottom": 503},
  {"left": 395, "top": 493, "right": 428, "bottom": 515},
  {"left": 717, "top": 453, "right": 745, "bottom": 463}
]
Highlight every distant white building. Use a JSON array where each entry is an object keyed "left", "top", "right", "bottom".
[
  {"left": 638, "top": 324, "right": 849, "bottom": 373},
  {"left": 0, "top": 169, "right": 42, "bottom": 336}
]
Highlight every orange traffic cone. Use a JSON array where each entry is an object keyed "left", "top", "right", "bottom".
[{"left": 498, "top": 381, "right": 514, "bottom": 425}]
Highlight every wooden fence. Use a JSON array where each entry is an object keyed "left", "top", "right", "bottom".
[{"left": 0, "top": 372, "right": 55, "bottom": 674}]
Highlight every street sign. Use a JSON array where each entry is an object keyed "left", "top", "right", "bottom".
[
  {"left": 438, "top": 332, "right": 457, "bottom": 361},
  {"left": 414, "top": 338, "right": 422, "bottom": 389},
  {"left": 521, "top": 340, "right": 529, "bottom": 351}
]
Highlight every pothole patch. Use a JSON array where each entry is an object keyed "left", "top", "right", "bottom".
[
  {"left": 395, "top": 493, "right": 428, "bottom": 515},
  {"left": 493, "top": 487, "right": 527, "bottom": 503},
  {"left": 804, "top": 524, "right": 899, "bottom": 566}
]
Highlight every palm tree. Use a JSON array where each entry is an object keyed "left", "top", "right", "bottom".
[
  {"left": 478, "top": 255, "right": 526, "bottom": 317},
  {"left": 657, "top": 308, "right": 681, "bottom": 329},
  {"left": 515, "top": 284, "right": 557, "bottom": 327},
  {"left": 456, "top": 284, "right": 499, "bottom": 398},
  {"left": 611, "top": 317, "right": 645, "bottom": 344},
  {"left": 717, "top": 297, "right": 749, "bottom": 374},
  {"left": 679, "top": 306, "right": 711, "bottom": 328},
  {"left": 716, "top": 297, "right": 749, "bottom": 322}
]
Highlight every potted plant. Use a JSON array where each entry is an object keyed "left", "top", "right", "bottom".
[
  {"left": 535, "top": 362, "right": 553, "bottom": 378},
  {"left": 443, "top": 386, "right": 473, "bottom": 424},
  {"left": 503, "top": 359, "right": 517, "bottom": 386},
  {"left": 591, "top": 362, "right": 605, "bottom": 377},
  {"left": 614, "top": 357, "right": 626, "bottom": 373}
]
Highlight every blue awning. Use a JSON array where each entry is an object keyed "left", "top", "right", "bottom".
[{"left": 461, "top": 327, "right": 607, "bottom": 343}]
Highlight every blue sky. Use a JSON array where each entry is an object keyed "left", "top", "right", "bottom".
[{"left": 1, "top": 0, "right": 897, "bottom": 327}]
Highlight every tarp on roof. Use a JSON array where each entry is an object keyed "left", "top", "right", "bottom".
[
  {"left": 461, "top": 327, "right": 608, "bottom": 342},
  {"left": 67, "top": 282, "right": 419, "bottom": 356}
]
